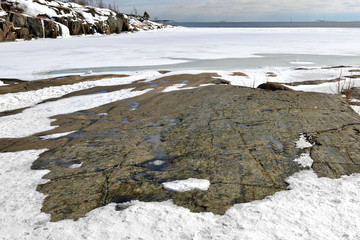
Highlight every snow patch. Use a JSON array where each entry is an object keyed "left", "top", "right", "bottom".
[
  {"left": 351, "top": 105, "right": 360, "bottom": 115},
  {"left": 0, "top": 150, "right": 50, "bottom": 239},
  {"left": 0, "top": 75, "right": 153, "bottom": 112},
  {"left": 0, "top": 88, "right": 151, "bottom": 138},
  {"left": 40, "top": 131, "right": 76, "bottom": 139},
  {"left": 295, "top": 134, "right": 313, "bottom": 149},
  {"left": 162, "top": 178, "right": 210, "bottom": 192},
  {"left": 294, "top": 153, "right": 314, "bottom": 168}
]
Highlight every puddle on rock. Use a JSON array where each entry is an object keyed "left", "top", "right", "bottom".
[
  {"left": 68, "top": 131, "right": 127, "bottom": 138},
  {"left": 51, "top": 76, "right": 69, "bottom": 81},
  {"left": 139, "top": 134, "right": 171, "bottom": 171},
  {"left": 86, "top": 90, "right": 108, "bottom": 95},
  {"left": 124, "top": 100, "right": 140, "bottom": 111},
  {"left": 74, "top": 111, "right": 99, "bottom": 116}
]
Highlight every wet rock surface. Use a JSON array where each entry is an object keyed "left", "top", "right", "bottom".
[{"left": 2, "top": 73, "right": 360, "bottom": 221}]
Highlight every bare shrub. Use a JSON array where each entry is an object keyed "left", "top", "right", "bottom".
[{"left": 335, "top": 78, "right": 355, "bottom": 104}]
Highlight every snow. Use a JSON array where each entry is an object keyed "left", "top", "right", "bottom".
[
  {"left": 40, "top": 131, "right": 76, "bottom": 139},
  {"left": 294, "top": 134, "right": 314, "bottom": 168},
  {"left": 58, "top": 23, "right": 70, "bottom": 38},
  {"left": 0, "top": 150, "right": 51, "bottom": 239},
  {"left": 1, "top": 150, "right": 360, "bottom": 239},
  {"left": 295, "top": 134, "right": 313, "bottom": 149},
  {"left": 0, "top": 74, "right": 156, "bottom": 112},
  {"left": 162, "top": 178, "right": 210, "bottom": 192},
  {"left": 162, "top": 83, "right": 196, "bottom": 92},
  {"left": 294, "top": 153, "right": 314, "bottom": 168},
  {"left": 6, "top": 0, "right": 116, "bottom": 23},
  {"left": 0, "top": 88, "right": 151, "bottom": 138},
  {"left": 351, "top": 105, "right": 360, "bottom": 115}
]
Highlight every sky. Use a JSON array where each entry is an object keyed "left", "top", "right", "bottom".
[{"left": 106, "top": 0, "right": 360, "bottom": 22}]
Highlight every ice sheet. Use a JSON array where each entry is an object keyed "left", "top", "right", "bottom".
[{"left": 1, "top": 27, "right": 360, "bottom": 80}]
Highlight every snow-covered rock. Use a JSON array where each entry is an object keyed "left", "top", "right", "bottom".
[{"left": 0, "top": 0, "right": 169, "bottom": 41}]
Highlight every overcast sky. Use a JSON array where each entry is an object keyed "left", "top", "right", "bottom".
[{"left": 108, "top": 0, "right": 360, "bottom": 22}]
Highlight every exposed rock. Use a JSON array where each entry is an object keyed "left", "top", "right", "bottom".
[
  {"left": 15, "top": 27, "right": 30, "bottom": 40},
  {"left": 266, "top": 72, "right": 277, "bottom": 77},
  {"left": 231, "top": 72, "right": 249, "bottom": 77},
  {"left": 0, "top": 19, "right": 16, "bottom": 42},
  {"left": 3, "top": 73, "right": 360, "bottom": 222},
  {"left": 212, "top": 79, "right": 231, "bottom": 85},
  {"left": 2, "top": 73, "right": 360, "bottom": 221},
  {"left": 107, "top": 15, "right": 124, "bottom": 34},
  {"left": 257, "top": 82, "right": 293, "bottom": 91}
]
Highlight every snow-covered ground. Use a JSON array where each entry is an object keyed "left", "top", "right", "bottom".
[
  {"left": 1, "top": 150, "right": 360, "bottom": 240},
  {"left": 1, "top": 27, "right": 360, "bottom": 239}
]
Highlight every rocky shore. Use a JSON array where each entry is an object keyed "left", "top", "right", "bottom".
[
  {"left": 1, "top": 73, "right": 360, "bottom": 221},
  {"left": 0, "top": 0, "right": 168, "bottom": 42}
]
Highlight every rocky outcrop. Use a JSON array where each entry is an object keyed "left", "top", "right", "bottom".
[
  {"left": 0, "top": 19, "right": 16, "bottom": 42},
  {"left": 1, "top": 73, "right": 360, "bottom": 221},
  {"left": 0, "top": 0, "right": 166, "bottom": 41}
]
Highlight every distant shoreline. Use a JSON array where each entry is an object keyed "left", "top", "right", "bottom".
[{"left": 173, "top": 21, "right": 360, "bottom": 28}]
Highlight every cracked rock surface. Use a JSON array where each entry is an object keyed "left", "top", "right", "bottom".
[{"left": 2, "top": 75, "right": 360, "bottom": 221}]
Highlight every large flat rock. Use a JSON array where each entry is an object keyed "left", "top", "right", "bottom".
[{"left": 2, "top": 74, "right": 360, "bottom": 221}]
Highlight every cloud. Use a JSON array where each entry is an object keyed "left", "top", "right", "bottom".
[{"left": 112, "top": 0, "right": 360, "bottom": 21}]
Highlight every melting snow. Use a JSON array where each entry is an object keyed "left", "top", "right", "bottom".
[
  {"left": 162, "top": 178, "right": 210, "bottom": 192},
  {"left": 40, "top": 131, "right": 76, "bottom": 139}
]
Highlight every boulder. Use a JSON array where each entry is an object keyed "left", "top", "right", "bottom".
[
  {"left": 106, "top": 16, "right": 124, "bottom": 34},
  {"left": 0, "top": 19, "right": 16, "bottom": 42},
  {"left": 15, "top": 27, "right": 30, "bottom": 40},
  {"left": 257, "top": 82, "right": 293, "bottom": 91}
]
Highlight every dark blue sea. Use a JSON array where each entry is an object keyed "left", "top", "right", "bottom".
[{"left": 173, "top": 22, "right": 360, "bottom": 28}]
